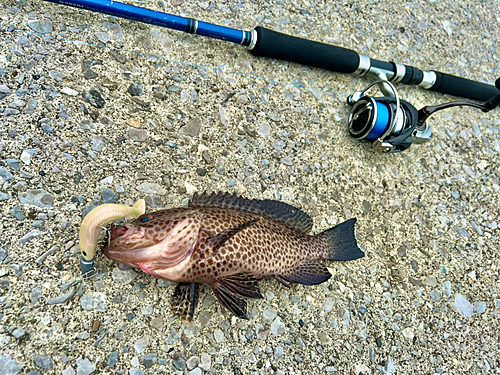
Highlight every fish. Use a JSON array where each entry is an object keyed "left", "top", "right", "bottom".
[{"left": 102, "top": 192, "right": 364, "bottom": 319}]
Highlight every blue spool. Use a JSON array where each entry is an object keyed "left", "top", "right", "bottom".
[{"left": 365, "top": 101, "right": 390, "bottom": 140}]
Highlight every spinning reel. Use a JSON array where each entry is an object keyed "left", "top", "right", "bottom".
[{"left": 347, "top": 77, "right": 500, "bottom": 153}]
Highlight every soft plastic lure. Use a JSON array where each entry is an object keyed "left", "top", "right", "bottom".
[{"left": 79, "top": 199, "right": 146, "bottom": 261}]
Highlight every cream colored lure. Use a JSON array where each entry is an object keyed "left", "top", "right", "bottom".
[{"left": 79, "top": 199, "right": 146, "bottom": 261}]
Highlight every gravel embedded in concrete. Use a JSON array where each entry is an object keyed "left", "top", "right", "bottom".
[{"left": 0, "top": 2, "right": 499, "bottom": 374}]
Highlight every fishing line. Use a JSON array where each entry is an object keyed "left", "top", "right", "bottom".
[{"left": 0, "top": 25, "right": 337, "bottom": 95}]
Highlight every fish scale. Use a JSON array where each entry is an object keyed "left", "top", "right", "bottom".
[{"left": 103, "top": 192, "right": 364, "bottom": 318}]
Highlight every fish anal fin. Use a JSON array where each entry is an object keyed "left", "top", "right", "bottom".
[
  {"left": 211, "top": 283, "right": 249, "bottom": 319},
  {"left": 278, "top": 260, "right": 332, "bottom": 286},
  {"left": 210, "top": 273, "right": 263, "bottom": 318},
  {"left": 275, "top": 275, "right": 292, "bottom": 288},
  {"left": 217, "top": 273, "right": 263, "bottom": 299}
]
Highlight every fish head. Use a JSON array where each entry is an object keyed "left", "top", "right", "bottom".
[{"left": 102, "top": 209, "right": 202, "bottom": 278}]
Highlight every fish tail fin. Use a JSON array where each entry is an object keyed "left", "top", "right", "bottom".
[{"left": 320, "top": 218, "right": 364, "bottom": 261}]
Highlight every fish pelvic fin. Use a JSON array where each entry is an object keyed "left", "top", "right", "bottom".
[
  {"left": 210, "top": 273, "right": 263, "bottom": 319},
  {"left": 276, "top": 260, "right": 332, "bottom": 286},
  {"left": 320, "top": 218, "right": 364, "bottom": 261},
  {"left": 170, "top": 282, "right": 199, "bottom": 322}
]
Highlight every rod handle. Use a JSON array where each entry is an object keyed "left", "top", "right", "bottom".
[
  {"left": 250, "top": 26, "right": 360, "bottom": 74},
  {"left": 429, "top": 71, "right": 498, "bottom": 102}
]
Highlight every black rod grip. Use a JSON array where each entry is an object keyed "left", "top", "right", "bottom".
[
  {"left": 250, "top": 26, "right": 360, "bottom": 74},
  {"left": 429, "top": 72, "right": 498, "bottom": 102}
]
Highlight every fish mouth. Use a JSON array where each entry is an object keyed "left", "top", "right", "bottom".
[
  {"left": 102, "top": 224, "right": 148, "bottom": 260},
  {"left": 108, "top": 224, "right": 146, "bottom": 241}
]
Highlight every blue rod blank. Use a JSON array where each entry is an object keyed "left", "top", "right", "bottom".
[{"left": 43, "top": 0, "right": 250, "bottom": 45}]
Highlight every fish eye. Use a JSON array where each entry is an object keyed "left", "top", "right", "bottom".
[{"left": 139, "top": 214, "right": 152, "bottom": 223}]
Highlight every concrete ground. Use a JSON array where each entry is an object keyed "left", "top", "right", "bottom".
[{"left": 1, "top": 0, "right": 499, "bottom": 374}]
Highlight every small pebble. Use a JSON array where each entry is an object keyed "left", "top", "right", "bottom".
[
  {"left": 186, "top": 356, "right": 199, "bottom": 370},
  {"left": 108, "top": 352, "right": 118, "bottom": 368},
  {"left": 0, "top": 168, "right": 14, "bottom": 181},
  {"left": 47, "top": 287, "right": 76, "bottom": 305},
  {"left": 214, "top": 329, "right": 225, "bottom": 343},
  {"left": 262, "top": 308, "right": 277, "bottom": 325},
  {"left": 180, "top": 118, "right": 202, "bottom": 137},
  {"left": 76, "top": 359, "right": 96, "bottom": 375},
  {"left": 274, "top": 346, "right": 284, "bottom": 359},
  {"left": 134, "top": 336, "right": 149, "bottom": 353},
  {"left": 172, "top": 354, "right": 186, "bottom": 370},
  {"left": 101, "top": 188, "right": 119, "bottom": 203},
  {"left": 12, "top": 328, "right": 25, "bottom": 338},
  {"left": 112, "top": 267, "right": 138, "bottom": 285},
  {"left": 199, "top": 353, "right": 211, "bottom": 371},
  {"left": 80, "top": 293, "right": 106, "bottom": 311},
  {"left": 0, "top": 85, "right": 11, "bottom": 100},
  {"left": 455, "top": 294, "right": 474, "bottom": 318},
  {"left": 423, "top": 276, "right": 438, "bottom": 287},
  {"left": 83, "top": 88, "right": 105, "bottom": 108},
  {"left": 19, "top": 229, "right": 42, "bottom": 243},
  {"left": 141, "top": 353, "right": 157, "bottom": 369},
  {"left": 33, "top": 354, "right": 52, "bottom": 370},
  {"left": 128, "top": 128, "right": 148, "bottom": 142},
  {"left": 128, "top": 81, "right": 143, "bottom": 96},
  {"left": 271, "top": 317, "right": 285, "bottom": 335},
  {"left": 322, "top": 298, "right": 334, "bottom": 314},
  {"left": 96, "top": 31, "right": 110, "bottom": 43},
  {"left": 430, "top": 289, "right": 441, "bottom": 301},
  {"left": 474, "top": 301, "right": 486, "bottom": 314},
  {"left": 259, "top": 122, "right": 271, "bottom": 137},
  {"left": 28, "top": 20, "right": 53, "bottom": 33},
  {"left": 18, "top": 189, "right": 54, "bottom": 208}
]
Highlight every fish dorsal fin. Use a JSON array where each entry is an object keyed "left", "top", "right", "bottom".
[{"left": 190, "top": 192, "right": 313, "bottom": 233}]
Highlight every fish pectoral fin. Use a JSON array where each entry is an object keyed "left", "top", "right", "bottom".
[
  {"left": 211, "top": 273, "right": 263, "bottom": 319},
  {"left": 208, "top": 219, "right": 260, "bottom": 253},
  {"left": 278, "top": 260, "right": 332, "bottom": 286},
  {"left": 171, "top": 282, "right": 199, "bottom": 321}
]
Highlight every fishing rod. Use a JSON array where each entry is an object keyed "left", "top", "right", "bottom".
[{"left": 43, "top": 0, "right": 500, "bottom": 152}]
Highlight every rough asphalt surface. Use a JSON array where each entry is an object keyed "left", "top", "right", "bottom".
[{"left": 1, "top": 0, "right": 500, "bottom": 374}]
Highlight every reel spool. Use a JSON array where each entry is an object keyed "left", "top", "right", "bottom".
[{"left": 347, "top": 81, "right": 430, "bottom": 153}]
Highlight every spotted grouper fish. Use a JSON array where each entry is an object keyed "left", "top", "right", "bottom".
[{"left": 103, "top": 192, "right": 364, "bottom": 318}]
